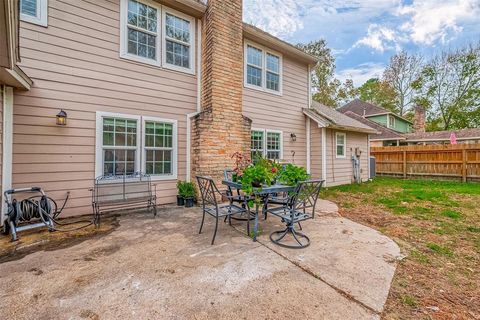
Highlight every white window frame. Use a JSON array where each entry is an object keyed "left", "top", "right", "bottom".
[
  {"left": 388, "top": 114, "right": 396, "bottom": 128},
  {"left": 119, "top": 0, "right": 195, "bottom": 74},
  {"left": 251, "top": 128, "right": 283, "bottom": 160},
  {"left": 161, "top": 7, "right": 195, "bottom": 74},
  {"left": 95, "top": 112, "right": 178, "bottom": 181},
  {"left": 20, "top": 0, "right": 48, "bottom": 27},
  {"left": 244, "top": 40, "right": 283, "bottom": 96},
  {"left": 141, "top": 116, "right": 178, "bottom": 181},
  {"left": 335, "top": 132, "right": 346, "bottom": 159}
]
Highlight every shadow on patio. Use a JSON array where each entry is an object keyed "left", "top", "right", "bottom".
[{"left": 0, "top": 203, "right": 401, "bottom": 320}]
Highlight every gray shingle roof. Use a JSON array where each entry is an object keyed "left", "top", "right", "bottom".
[
  {"left": 337, "top": 99, "right": 387, "bottom": 116},
  {"left": 304, "top": 101, "right": 378, "bottom": 134},
  {"left": 343, "top": 111, "right": 405, "bottom": 141},
  {"left": 405, "top": 128, "right": 480, "bottom": 141}
]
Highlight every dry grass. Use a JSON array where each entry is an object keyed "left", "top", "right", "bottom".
[{"left": 321, "top": 178, "right": 480, "bottom": 320}]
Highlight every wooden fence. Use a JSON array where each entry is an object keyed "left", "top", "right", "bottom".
[{"left": 370, "top": 144, "right": 480, "bottom": 182}]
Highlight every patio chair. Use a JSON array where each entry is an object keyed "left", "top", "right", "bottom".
[
  {"left": 196, "top": 176, "right": 249, "bottom": 245},
  {"left": 266, "top": 179, "right": 324, "bottom": 249},
  {"left": 224, "top": 169, "right": 253, "bottom": 221}
]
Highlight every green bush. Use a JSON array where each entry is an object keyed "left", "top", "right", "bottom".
[
  {"left": 177, "top": 180, "right": 196, "bottom": 198},
  {"left": 277, "top": 163, "right": 309, "bottom": 186}
]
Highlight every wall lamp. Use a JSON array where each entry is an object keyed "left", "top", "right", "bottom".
[
  {"left": 290, "top": 133, "right": 297, "bottom": 142},
  {"left": 56, "top": 109, "right": 67, "bottom": 126}
]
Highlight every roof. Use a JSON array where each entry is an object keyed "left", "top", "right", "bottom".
[
  {"left": 243, "top": 23, "right": 319, "bottom": 66},
  {"left": 304, "top": 101, "right": 379, "bottom": 134},
  {"left": 338, "top": 99, "right": 413, "bottom": 124},
  {"left": 405, "top": 128, "right": 480, "bottom": 142},
  {"left": 343, "top": 112, "right": 406, "bottom": 141}
]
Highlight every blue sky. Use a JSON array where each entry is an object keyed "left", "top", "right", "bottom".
[{"left": 243, "top": 0, "right": 480, "bottom": 86}]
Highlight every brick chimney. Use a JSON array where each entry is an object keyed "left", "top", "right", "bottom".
[
  {"left": 413, "top": 105, "right": 426, "bottom": 133},
  {"left": 191, "top": 0, "right": 252, "bottom": 183}
]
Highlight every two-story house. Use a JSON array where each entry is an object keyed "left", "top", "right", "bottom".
[
  {"left": 0, "top": 0, "right": 376, "bottom": 221},
  {"left": 338, "top": 99, "right": 413, "bottom": 146}
]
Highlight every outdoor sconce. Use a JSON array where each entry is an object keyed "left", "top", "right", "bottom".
[
  {"left": 56, "top": 110, "right": 67, "bottom": 126},
  {"left": 290, "top": 133, "right": 297, "bottom": 142}
]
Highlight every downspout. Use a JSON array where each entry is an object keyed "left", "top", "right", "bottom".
[
  {"left": 186, "top": 19, "right": 202, "bottom": 182},
  {"left": 306, "top": 65, "right": 311, "bottom": 174},
  {"left": 1, "top": 86, "right": 14, "bottom": 225},
  {"left": 321, "top": 127, "right": 327, "bottom": 186},
  {"left": 367, "top": 135, "right": 371, "bottom": 180}
]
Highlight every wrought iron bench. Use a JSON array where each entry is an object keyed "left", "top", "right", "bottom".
[{"left": 91, "top": 173, "right": 157, "bottom": 225}]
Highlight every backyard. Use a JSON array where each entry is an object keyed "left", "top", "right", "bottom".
[{"left": 322, "top": 177, "right": 480, "bottom": 319}]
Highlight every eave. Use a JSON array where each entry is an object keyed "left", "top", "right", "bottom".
[{"left": 154, "top": 0, "right": 206, "bottom": 18}]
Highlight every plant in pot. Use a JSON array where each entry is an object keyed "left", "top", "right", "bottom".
[
  {"left": 182, "top": 182, "right": 196, "bottom": 208},
  {"left": 240, "top": 160, "right": 275, "bottom": 208},
  {"left": 277, "top": 163, "right": 309, "bottom": 186},
  {"left": 176, "top": 180, "right": 186, "bottom": 206}
]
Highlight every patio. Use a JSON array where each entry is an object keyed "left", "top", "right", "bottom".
[{"left": 0, "top": 202, "right": 401, "bottom": 320}]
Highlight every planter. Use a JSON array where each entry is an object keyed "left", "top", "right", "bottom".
[
  {"left": 177, "top": 195, "right": 185, "bottom": 206},
  {"left": 185, "top": 197, "right": 194, "bottom": 208},
  {"left": 252, "top": 181, "right": 262, "bottom": 188}
]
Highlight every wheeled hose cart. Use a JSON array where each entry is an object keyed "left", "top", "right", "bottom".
[{"left": 2, "top": 187, "right": 68, "bottom": 241}]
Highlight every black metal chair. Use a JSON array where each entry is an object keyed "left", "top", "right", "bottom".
[
  {"left": 196, "top": 176, "right": 249, "bottom": 245},
  {"left": 223, "top": 169, "right": 253, "bottom": 222},
  {"left": 266, "top": 179, "right": 324, "bottom": 249}
]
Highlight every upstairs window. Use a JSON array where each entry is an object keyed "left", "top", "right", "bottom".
[
  {"left": 20, "top": 0, "right": 48, "bottom": 26},
  {"left": 120, "top": 0, "right": 195, "bottom": 74},
  {"left": 244, "top": 41, "right": 282, "bottom": 94},
  {"left": 388, "top": 114, "right": 396, "bottom": 128}
]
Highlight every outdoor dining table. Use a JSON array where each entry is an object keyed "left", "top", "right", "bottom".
[{"left": 221, "top": 180, "right": 295, "bottom": 242}]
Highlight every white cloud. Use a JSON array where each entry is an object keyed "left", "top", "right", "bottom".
[
  {"left": 336, "top": 63, "right": 385, "bottom": 87},
  {"left": 398, "top": 0, "right": 480, "bottom": 45},
  {"left": 353, "top": 24, "right": 401, "bottom": 53}
]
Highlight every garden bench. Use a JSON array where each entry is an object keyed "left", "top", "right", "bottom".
[{"left": 91, "top": 173, "right": 157, "bottom": 225}]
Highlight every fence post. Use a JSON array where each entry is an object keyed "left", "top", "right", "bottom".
[
  {"left": 462, "top": 149, "right": 467, "bottom": 183},
  {"left": 403, "top": 150, "right": 407, "bottom": 178}
]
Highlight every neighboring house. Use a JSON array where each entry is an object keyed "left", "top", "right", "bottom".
[
  {"left": 404, "top": 129, "right": 480, "bottom": 145},
  {"left": 0, "top": 0, "right": 373, "bottom": 221},
  {"left": 338, "top": 99, "right": 413, "bottom": 136}
]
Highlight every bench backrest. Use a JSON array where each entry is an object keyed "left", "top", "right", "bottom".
[{"left": 94, "top": 174, "right": 152, "bottom": 204}]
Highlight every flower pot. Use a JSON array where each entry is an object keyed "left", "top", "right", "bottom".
[
  {"left": 177, "top": 195, "right": 185, "bottom": 206},
  {"left": 185, "top": 197, "right": 194, "bottom": 208},
  {"left": 252, "top": 181, "right": 262, "bottom": 188}
]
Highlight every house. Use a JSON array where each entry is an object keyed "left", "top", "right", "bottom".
[
  {"left": 404, "top": 128, "right": 480, "bottom": 145},
  {"left": 0, "top": 0, "right": 374, "bottom": 221},
  {"left": 338, "top": 99, "right": 413, "bottom": 146}
]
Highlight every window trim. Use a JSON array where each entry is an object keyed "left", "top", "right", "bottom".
[
  {"left": 388, "top": 114, "right": 396, "bottom": 128},
  {"left": 335, "top": 132, "right": 346, "bottom": 159},
  {"left": 161, "top": 6, "right": 196, "bottom": 74},
  {"left": 95, "top": 112, "right": 178, "bottom": 181},
  {"left": 141, "top": 116, "right": 178, "bottom": 181},
  {"left": 244, "top": 40, "right": 283, "bottom": 96},
  {"left": 251, "top": 128, "right": 283, "bottom": 160},
  {"left": 20, "top": 0, "right": 48, "bottom": 27},
  {"left": 119, "top": 0, "right": 196, "bottom": 74}
]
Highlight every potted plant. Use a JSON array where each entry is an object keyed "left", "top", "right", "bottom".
[
  {"left": 183, "top": 182, "right": 196, "bottom": 208},
  {"left": 176, "top": 180, "right": 186, "bottom": 206},
  {"left": 277, "top": 163, "right": 309, "bottom": 186}
]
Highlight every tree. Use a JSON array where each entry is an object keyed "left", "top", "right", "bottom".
[
  {"left": 357, "top": 78, "right": 397, "bottom": 111},
  {"left": 298, "top": 40, "right": 356, "bottom": 107},
  {"left": 383, "top": 51, "right": 423, "bottom": 116},
  {"left": 413, "top": 44, "right": 480, "bottom": 130}
]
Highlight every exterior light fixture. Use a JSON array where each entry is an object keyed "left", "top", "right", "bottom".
[
  {"left": 56, "top": 110, "right": 67, "bottom": 126},
  {"left": 290, "top": 133, "right": 297, "bottom": 142}
]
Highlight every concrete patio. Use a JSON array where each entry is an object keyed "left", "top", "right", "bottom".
[{"left": 0, "top": 201, "right": 401, "bottom": 320}]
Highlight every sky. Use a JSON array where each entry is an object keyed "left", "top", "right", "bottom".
[{"left": 243, "top": 0, "right": 480, "bottom": 87}]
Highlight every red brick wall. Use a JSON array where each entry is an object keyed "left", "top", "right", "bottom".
[{"left": 192, "top": 0, "right": 251, "bottom": 183}]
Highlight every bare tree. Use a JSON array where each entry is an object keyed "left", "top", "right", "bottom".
[
  {"left": 383, "top": 51, "right": 423, "bottom": 116},
  {"left": 413, "top": 44, "right": 480, "bottom": 130}
]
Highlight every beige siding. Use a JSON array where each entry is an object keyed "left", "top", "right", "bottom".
[
  {"left": 325, "top": 129, "right": 369, "bottom": 186},
  {"left": 13, "top": 0, "right": 198, "bottom": 216},
  {"left": 243, "top": 54, "right": 309, "bottom": 166},
  {"left": 0, "top": 86, "right": 3, "bottom": 197},
  {"left": 309, "top": 119, "right": 322, "bottom": 179}
]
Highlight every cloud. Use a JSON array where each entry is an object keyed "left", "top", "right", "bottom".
[
  {"left": 353, "top": 24, "right": 401, "bottom": 53},
  {"left": 336, "top": 63, "right": 385, "bottom": 86},
  {"left": 398, "top": 0, "right": 480, "bottom": 45},
  {"left": 243, "top": 0, "right": 306, "bottom": 38}
]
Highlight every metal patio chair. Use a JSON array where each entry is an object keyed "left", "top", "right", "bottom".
[
  {"left": 224, "top": 169, "right": 253, "bottom": 221},
  {"left": 196, "top": 176, "right": 249, "bottom": 245},
  {"left": 266, "top": 179, "right": 324, "bottom": 249}
]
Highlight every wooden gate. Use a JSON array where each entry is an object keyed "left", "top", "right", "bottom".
[{"left": 370, "top": 144, "right": 480, "bottom": 182}]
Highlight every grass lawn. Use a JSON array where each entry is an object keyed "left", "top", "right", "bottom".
[{"left": 321, "top": 177, "right": 480, "bottom": 320}]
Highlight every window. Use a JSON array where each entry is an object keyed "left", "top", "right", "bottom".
[
  {"left": 244, "top": 41, "right": 282, "bottom": 94},
  {"left": 335, "top": 132, "right": 346, "bottom": 158},
  {"left": 251, "top": 129, "right": 283, "bottom": 160},
  {"left": 388, "top": 115, "right": 396, "bottom": 128},
  {"left": 20, "top": 0, "right": 48, "bottom": 27},
  {"left": 120, "top": 0, "right": 195, "bottom": 73},
  {"left": 96, "top": 112, "right": 177, "bottom": 180}
]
